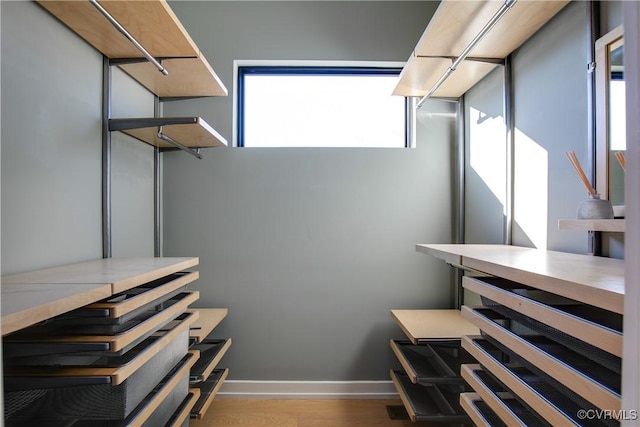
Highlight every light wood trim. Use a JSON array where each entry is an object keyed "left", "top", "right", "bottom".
[
  {"left": 558, "top": 219, "right": 625, "bottom": 232},
  {"left": 14, "top": 291, "right": 199, "bottom": 352},
  {"left": 463, "top": 276, "right": 622, "bottom": 357},
  {"left": 390, "top": 369, "right": 418, "bottom": 422},
  {"left": 169, "top": 389, "right": 201, "bottom": 427},
  {"left": 462, "top": 306, "right": 621, "bottom": 411},
  {"left": 462, "top": 335, "right": 579, "bottom": 426},
  {"left": 195, "top": 338, "right": 232, "bottom": 382},
  {"left": 2, "top": 257, "right": 199, "bottom": 294},
  {"left": 121, "top": 117, "right": 227, "bottom": 149},
  {"left": 391, "top": 309, "right": 479, "bottom": 344},
  {"left": 389, "top": 340, "right": 419, "bottom": 383},
  {"left": 36, "top": 0, "right": 199, "bottom": 59},
  {"left": 193, "top": 368, "right": 229, "bottom": 420},
  {"left": 1, "top": 283, "right": 112, "bottom": 336},
  {"left": 393, "top": 0, "right": 569, "bottom": 97},
  {"left": 189, "top": 308, "right": 229, "bottom": 343},
  {"left": 127, "top": 350, "right": 200, "bottom": 426},
  {"left": 119, "top": 56, "right": 227, "bottom": 98},
  {"left": 417, "top": 244, "right": 624, "bottom": 314},
  {"left": 459, "top": 392, "right": 492, "bottom": 427},
  {"left": 4, "top": 311, "right": 199, "bottom": 385},
  {"left": 461, "top": 364, "right": 524, "bottom": 427},
  {"left": 87, "top": 271, "right": 199, "bottom": 318}
]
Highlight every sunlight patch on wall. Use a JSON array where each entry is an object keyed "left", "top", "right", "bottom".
[
  {"left": 513, "top": 127, "right": 548, "bottom": 249},
  {"left": 469, "top": 107, "right": 507, "bottom": 214}
]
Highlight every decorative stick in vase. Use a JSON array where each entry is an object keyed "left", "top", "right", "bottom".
[
  {"left": 615, "top": 151, "right": 626, "bottom": 171},
  {"left": 565, "top": 151, "right": 597, "bottom": 196},
  {"left": 565, "top": 150, "right": 613, "bottom": 219}
]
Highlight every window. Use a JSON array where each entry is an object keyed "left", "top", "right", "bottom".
[{"left": 236, "top": 65, "right": 411, "bottom": 148}]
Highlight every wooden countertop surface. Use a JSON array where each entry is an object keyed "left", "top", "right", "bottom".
[{"left": 417, "top": 244, "right": 624, "bottom": 314}]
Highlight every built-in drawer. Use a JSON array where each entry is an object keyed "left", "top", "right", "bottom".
[
  {"left": 167, "top": 389, "right": 200, "bottom": 427},
  {"left": 190, "top": 368, "right": 229, "bottom": 420},
  {"left": 390, "top": 339, "right": 474, "bottom": 385},
  {"left": 55, "top": 271, "right": 199, "bottom": 325},
  {"left": 4, "top": 312, "right": 197, "bottom": 422},
  {"left": 190, "top": 338, "right": 232, "bottom": 383},
  {"left": 389, "top": 369, "right": 471, "bottom": 424},
  {"left": 459, "top": 393, "right": 508, "bottom": 427},
  {"left": 462, "top": 305, "right": 620, "bottom": 412},
  {"left": 463, "top": 276, "right": 622, "bottom": 357},
  {"left": 3, "top": 291, "right": 199, "bottom": 357},
  {"left": 462, "top": 335, "right": 618, "bottom": 427},
  {"left": 461, "top": 364, "right": 548, "bottom": 426}
]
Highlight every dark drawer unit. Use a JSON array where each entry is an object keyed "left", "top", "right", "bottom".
[
  {"left": 459, "top": 392, "right": 509, "bottom": 427},
  {"left": 462, "top": 305, "right": 621, "bottom": 412},
  {"left": 390, "top": 369, "right": 471, "bottom": 424},
  {"left": 187, "top": 308, "right": 231, "bottom": 420},
  {"left": 1, "top": 257, "right": 223, "bottom": 426}
]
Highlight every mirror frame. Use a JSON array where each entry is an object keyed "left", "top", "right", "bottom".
[{"left": 595, "top": 25, "right": 623, "bottom": 200}]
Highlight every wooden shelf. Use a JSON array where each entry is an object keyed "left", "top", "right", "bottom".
[
  {"left": 394, "top": 0, "right": 569, "bottom": 98},
  {"left": 110, "top": 117, "right": 227, "bottom": 149},
  {"left": 391, "top": 309, "right": 480, "bottom": 344},
  {"left": 416, "top": 244, "right": 624, "bottom": 314},
  {"left": 188, "top": 308, "right": 229, "bottom": 343},
  {"left": 37, "top": 0, "right": 228, "bottom": 99},
  {"left": 1, "top": 283, "right": 112, "bottom": 336},
  {"left": 1, "top": 257, "right": 199, "bottom": 294},
  {"left": 558, "top": 218, "right": 625, "bottom": 232},
  {"left": 118, "top": 56, "right": 227, "bottom": 99}
]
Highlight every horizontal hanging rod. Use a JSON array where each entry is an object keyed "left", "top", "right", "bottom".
[
  {"left": 157, "top": 127, "right": 203, "bottom": 159},
  {"left": 88, "top": 0, "right": 168, "bottom": 75},
  {"left": 415, "top": 55, "right": 505, "bottom": 65},
  {"left": 417, "top": 0, "right": 516, "bottom": 108}
]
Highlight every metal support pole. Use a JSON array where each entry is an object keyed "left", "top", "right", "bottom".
[
  {"left": 504, "top": 55, "right": 514, "bottom": 245},
  {"left": 455, "top": 96, "right": 465, "bottom": 310},
  {"left": 154, "top": 99, "right": 162, "bottom": 257},
  {"left": 102, "top": 57, "right": 112, "bottom": 258}
]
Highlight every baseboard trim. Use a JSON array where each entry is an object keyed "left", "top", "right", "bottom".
[{"left": 217, "top": 380, "right": 399, "bottom": 399}]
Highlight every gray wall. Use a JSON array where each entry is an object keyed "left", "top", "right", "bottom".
[
  {"left": 162, "top": 1, "right": 455, "bottom": 380},
  {"left": 1, "top": 1, "right": 155, "bottom": 275},
  {"left": 464, "top": 1, "right": 624, "bottom": 256}
]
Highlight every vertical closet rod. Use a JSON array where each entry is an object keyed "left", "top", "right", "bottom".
[
  {"left": 88, "top": 0, "right": 168, "bottom": 75},
  {"left": 102, "top": 57, "right": 112, "bottom": 258},
  {"left": 417, "top": 0, "right": 517, "bottom": 107}
]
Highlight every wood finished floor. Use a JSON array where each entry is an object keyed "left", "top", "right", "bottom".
[{"left": 190, "top": 399, "right": 421, "bottom": 427}]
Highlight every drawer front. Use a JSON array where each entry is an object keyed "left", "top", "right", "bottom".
[
  {"left": 463, "top": 276, "right": 622, "bottom": 357},
  {"left": 460, "top": 392, "right": 507, "bottom": 427},
  {"left": 4, "top": 291, "right": 199, "bottom": 354},
  {"left": 461, "top": 364, "right": 547, "bottom": 427},
  {"left": 389, "top": 369, "right": 469, "bottom": 423},
  {"left": 81, "top": 271, "right": 199, "bottom": 319},
  {"left": 462, "top": 305, "right": 620, "bottom": 411}
]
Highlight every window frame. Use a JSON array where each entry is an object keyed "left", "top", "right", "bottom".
[{"left": 232, "top": 61, "right": 413, "bottom": 148}]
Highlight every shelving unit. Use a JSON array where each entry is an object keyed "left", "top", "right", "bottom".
[
  {"left": 389, "top": 309, "right": 479, "bottom": 423},
  {"left": 37, "top": 0, "right": 228, "bottom": 154},
  {"left": 558, "top": 218, "right": 625, "bottom": 232},
  {"left": 394, "top": 0, "right": 570, "bottom": 99},
  {"left": 1, "top": 257, "right": 214, "bottom": 425},
  {"left": 418, "top": 243, "right": 624, "bottom": 426}
]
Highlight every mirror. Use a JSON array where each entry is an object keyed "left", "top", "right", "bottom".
[{"left": 595, "top": 25, "right": 625, "bottom": 213}]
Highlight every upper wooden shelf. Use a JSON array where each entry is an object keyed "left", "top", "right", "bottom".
[
  {"left": 558, "top": 219, "right": 625, "bottom": 232},
  {"left": 110, "top": 117, "right": 228, "bottom": 149},
  {"left": 188, "top": 308, "right": 229, "bottom": 344},
  {"left": 1, "top": 257, "right": 199, "bottom": 294},
  {"left": 37, "top": 0, "right": 227, "bottom": 98},
  {"left": 394, "top": 0, "right": 570, "bottom": 98},
  {"left": 1, "top": 257, "right": 199, "bottom": 334},
  {"left": 391, "top": 309, "right": 480, "bottom": 344},
  {"left": 416, "top": 244, "right": 624, "bottom": 314}
]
